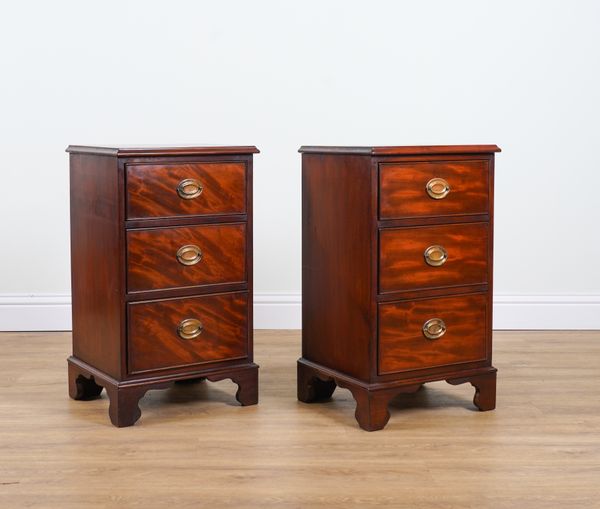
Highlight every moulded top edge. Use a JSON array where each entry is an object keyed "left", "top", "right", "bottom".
[
  {"left": 299, "top": 145, "right": 501, "bottom": 155},
  {"left": 66, "top": 145, "right": 260, "bottom": 157}
]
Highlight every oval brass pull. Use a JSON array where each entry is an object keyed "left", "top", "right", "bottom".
[
  {"left": 177, "top": 318, "right": 203, "bottom": 340},
  {"left": 177, "top": 178, "right": 203, "bottom": 199},
  {"left": 423, "top": 318, "right": 446, "bottom": 340},
  {"left": 424, "top": 245, "right": 448, "bottom": 267},
  {"left": 176, "top": 245, "right": 202, "bottom": 266},
  {"left": 426, "top": 178, "right": 450, "bottom": 199}
]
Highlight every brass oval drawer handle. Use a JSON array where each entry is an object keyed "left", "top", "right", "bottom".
[
  {"left": 177, "top": 318, "right": 203, "bottom": 340},
  {"left": 177, "top": 178, "right": 203, "bottom": 199},
  {"left": 426, "top": 178, "right": 450, "bottom": 199},
  {"left": 423, "top": 318, "right": 446, "bottom": 340},
  {"left": 424, "top": 245, "right": 448, "bottom": 267},
  {"left": 176, "top": 244, "right": 202, "bottom": 266}
]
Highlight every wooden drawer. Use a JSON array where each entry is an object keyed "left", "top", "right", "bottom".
[
  {"left": 127, "top": 223, "right": 246, "bottom": 292},
  {"left": 378, "top": 293, "right": 487, "bottom": 375},
  {"left": 379, "top": 222, "right": 488, "bottom": 293},
  {"left": 379, "top": 160, "right": 489, "bottom": 219},
  {"left": 126, "top": 162, "right": 246, "bottom": 219},
  {"left": 128, "top": 292, "right": 248, "bottom": 374}
]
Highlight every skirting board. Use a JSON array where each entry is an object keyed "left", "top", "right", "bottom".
[{"left": 0, "top": 294, "right": 599, "bottom": 331}]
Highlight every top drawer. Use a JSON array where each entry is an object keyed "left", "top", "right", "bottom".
[
  {"left": 126, "top": 162, "right": 246, "bottom": 219},
  {"left": 379, "top": 160, "right": 489, "bottom": 220}
]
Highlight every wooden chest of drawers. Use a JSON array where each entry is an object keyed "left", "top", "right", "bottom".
[
  {"left": 298, "top": 145, "right": 500, "bottom": 431},
  {"left": 67, "top": 145, "right": 259, "bottom": 427}
]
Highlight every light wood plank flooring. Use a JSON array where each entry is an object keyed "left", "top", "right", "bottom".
[{"left": 0, "top": 330, "right": 599, "bottom": 508}]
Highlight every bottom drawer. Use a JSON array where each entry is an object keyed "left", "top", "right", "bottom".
[
  {"left": 128, "top": 292, "right": 248, "bottom": 374},
  {"left": 378, "top": 293, "right": 488, "bottom": 375}
]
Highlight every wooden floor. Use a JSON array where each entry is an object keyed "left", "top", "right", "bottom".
[{"left": 0, "top": 331, "right": 599, "bottom": 508}]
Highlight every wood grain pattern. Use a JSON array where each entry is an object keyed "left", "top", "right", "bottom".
[
  {"left": 302, "top": 153, "right": 374, "bottom": 380},
  {"left": 69, "top": 153, "right": 124, "bottom": 379},
  {"left": 127, "top": 292, "right": 248, "bottom": 374},
  {"left": 127, "top": 223, "right": 246, "bottom": 292},
  {"left": 3, "top": 330, "right": 599, "bottom": 507},
  {"left": 378, "top": 293, "right": 488, "bottom": 374},
  {"left": 379, "top": 222, "right": 488, "bottom": 293},
  {"left": 379, "top": 160, "right": 489, "bottom": 219},
  {"left": 126, "top": 162, "right": 246, "bottom": 219}
]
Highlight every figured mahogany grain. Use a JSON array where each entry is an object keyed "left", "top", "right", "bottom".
[
  {"left": 379, "top": 160, "right": 489, "bottom": 219},
  {"left": 378, "top": 293, "right": 488, "bottom": 374},
  {"left": 127, "top": 223, "right": 246, "bottom": 292},
  {"left": 128, "top": 292, "right": 248, "bottom": 374},
  {"left": 126, "top": 162, "right": 246, "bottom": 219},
  {"left": 379, "top": 222, "right": 488, "bottom": 293}
]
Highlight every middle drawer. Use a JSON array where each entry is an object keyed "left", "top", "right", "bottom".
[
  {"left": 379, "top": 222, "right": 488, "bottom": 294},
  {"left": 127, "top": 223, "right": 246, "bottom": 292}
]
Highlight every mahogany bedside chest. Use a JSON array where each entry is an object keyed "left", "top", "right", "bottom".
[
  {"left": 298, "top": 145, "right": 500, "bottom": 431},
  {"left": 67, "top": 145, "right": 259, "bottom": 427}
]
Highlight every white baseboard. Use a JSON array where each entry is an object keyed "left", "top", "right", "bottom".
[
  {"left": 493, "top": 295, "right": 600, "bottom": 330},
  {"left": 0, "top": 293, "right": 598, "bottom": 331},
  {"left": 0, "top": 294, "right": 73, "bottom": 332},
  {"left": 254, "top": 294, "right": 302, "bottom": 329}
]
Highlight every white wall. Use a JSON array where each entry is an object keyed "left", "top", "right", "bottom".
[{"left": 1, "top": 0, "right": 599, "bottom": 330}]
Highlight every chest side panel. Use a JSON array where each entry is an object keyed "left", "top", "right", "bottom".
[
  {"left": 70, "top": 153, "right": 124, "bottom": 379},
  {"left": 302, "top": 154, "right": 374, "bottom": 380}
]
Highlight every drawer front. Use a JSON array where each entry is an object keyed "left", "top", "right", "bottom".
[
  {"left": 128, "top": 292, "right": 248, "bottom": 374},
  {"left": 379, "top": 222, "right": 488, "bottom": 293},
  {"left": 379, "top": 160, "right": 488, "bottom": 219},
  {"left": 378, "top": 293, "right": 487, "bottom": 374},
  {"left": 126, "top": 162, "right": 246, "bottom": 219},
  {"left": 127, "top": 223, "right": 246, "bottom": 292}
]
